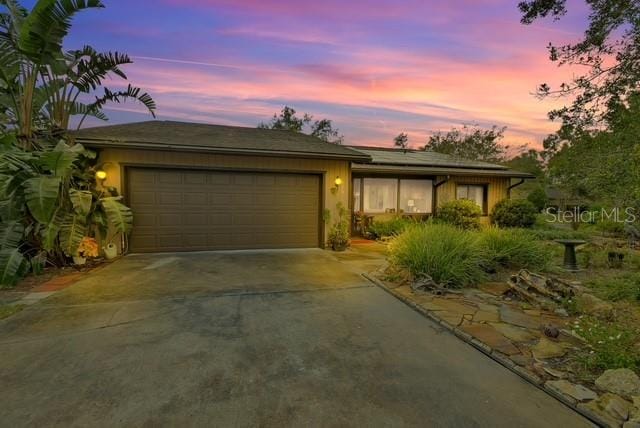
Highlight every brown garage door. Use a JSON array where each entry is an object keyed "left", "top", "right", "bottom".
[{"left": 127, "top": 167, "right": 321, "bottom": 252}]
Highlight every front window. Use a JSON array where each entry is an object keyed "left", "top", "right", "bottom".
[
  {"left": 363, "top": 178, "right": 398, "bottom": 213},
  {"left": 400, "top": 180, "right": 433, "bottom": 213},
  {"left": 353, "top": 178, "right": 361, "bottom": 211},
  {"left": 457, "top": 184, "right": 486, "bottom": 212}
]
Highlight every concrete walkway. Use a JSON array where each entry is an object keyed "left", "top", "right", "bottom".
[{"left": 0, "top": 249, "right": 590, "bottom": 427}]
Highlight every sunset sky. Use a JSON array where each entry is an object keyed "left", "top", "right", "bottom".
[{"left": 59, "top": 0, "right": 588, "bottom": 150}]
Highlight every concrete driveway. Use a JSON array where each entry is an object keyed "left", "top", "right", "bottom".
[{"left": 0, "top": 249, "right": 590, "bottom": 427}]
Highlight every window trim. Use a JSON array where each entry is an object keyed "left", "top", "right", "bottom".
[
  {"left": 353, "top": 176, "right": 435, "bottom": 215},
  {"left": 456, "top": 183, "right": 489, "bottom": 215}
]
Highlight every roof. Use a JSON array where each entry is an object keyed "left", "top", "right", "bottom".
[
  {"left": 72, "top": 121, "right": 371, "bottom": 161},
  {"left": 349, "top": 146, "right": 534, "bottom": 178}
]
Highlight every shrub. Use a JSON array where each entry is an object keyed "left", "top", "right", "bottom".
[
  {"left": 477, "top": 228, "right": 553, "bottom": 272},
  {"left": 324, "top": 202, "right": 350, "bottom": 251},
  {"left": 437, "top": 199, "right": 482, "bottom": 230},
  {"left": 368, "top": 216, "right": 412, "bottom": 239},
  {"left": 388, "top": 224, "right": 486, "bottom": 288},
  {"left": 491, "top": 199, "right": 537, "bottom": 228},
  {"left": 526, "top": 187, "right": 548, "bottom": 212}
]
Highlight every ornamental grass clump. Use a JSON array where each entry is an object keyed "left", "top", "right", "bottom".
[
  {"left": 388, "top": 223, "right": 486, "bottom": 288},
  {"left": 477, "top": 227, "right": 553, "bottom": 272}
]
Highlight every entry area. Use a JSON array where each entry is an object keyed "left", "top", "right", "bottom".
[{"left": 126, "top": 167, "right": 321, "bottom": 252}]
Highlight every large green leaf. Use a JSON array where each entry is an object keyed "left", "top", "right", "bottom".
[
  {"left": 38, "top": 141, "right": 79, "bottom": 176},
  {"left": 0, "top": 220, "right": 23, "bottom": 250},
  {"left": 24, "top": 175, "right": 60, "bottom": 223},
  {"left": 59, "top": 213, "right": 85, "bottom": 256},
  {"left": 18, "top": 0, "right": 104, "bottom": 65},
  {"left": 101, "top": 196, "right": 132, "bottom": 234},
  {"left": 0, "top": 247, "right": 26, "bottom": 287},
  {"left": 69, "top": 188, "right": 92, "bottom": 215},
  {"left": 40, "top": 213, "right": 62, "bottom": 251}
]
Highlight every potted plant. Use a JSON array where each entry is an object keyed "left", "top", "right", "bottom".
[
  {"left": 74, "top": 237, "right": 99, "bottom": 265},
  {"left": 325, "top": 202, "right": 351, "bottom": 251}
]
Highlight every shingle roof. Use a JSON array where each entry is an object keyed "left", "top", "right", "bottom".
[{"left": 72, "top": 121, "right": 371, "bottom": 161}]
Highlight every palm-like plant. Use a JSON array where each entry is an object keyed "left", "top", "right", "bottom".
[
  {"left": 0, "top": 0, "right": 153, "bottom": 285},
  {"left": 0, "top": 0, "right": 155, "bottom": 145}
]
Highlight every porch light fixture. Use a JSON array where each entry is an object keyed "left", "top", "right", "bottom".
[
  {"left": 334, "top": 176, "right": 343, "bottom": 187},
  {"left": 95, "top": 170, "right": 107, "bottom": 181}
]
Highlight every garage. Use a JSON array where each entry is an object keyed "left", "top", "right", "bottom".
[
  {"left": 74, "top": 121, "right": 370, "bottom": 253},
  {"left": 127, "top": 167, "right": 321, "bottom": 252}
]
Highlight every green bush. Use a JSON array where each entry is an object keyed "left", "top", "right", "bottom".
[
  {"left": 436, "top": 199, "right": 482, "bottom": 230},
  {"left": 477, "top": 228, "right": 553, "bottom": 271},
  {"left": 388, "top": 224, "right": 486, "bottom": 288},
  {"left": 526, "top": 187, "right": 548, "bottom": 212},
  {"left": 368, "top": 216, "right": 412, "bottom": 239},
  {"left": 491, "top": 199, "right": 538, "bottom": 228}
]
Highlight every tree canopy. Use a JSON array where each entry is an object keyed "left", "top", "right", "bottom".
[
  {"left": 393, "top": 132, "right": 409, "bottom": 150},
  {"left": 519, "top": 0, "right": 640, "bottom": 138},
  {"left": 422, "top": 125, "right": 508, "bottom": 162},
  {"left": 258, "top": 106, "right": 344, "bottom": 144}
]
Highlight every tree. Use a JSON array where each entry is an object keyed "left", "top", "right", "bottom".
[
  {"left": 0, "top": 0, "right": 156, "bottom": 146},
  {"left": 503, "top": 148, "right": 547, "bottom": 201},
  {"left": 259, "top": 106, "right": 344, "bottom": 144},
  {"left": 423, "top": 125, "right": 508, "bottom": 162},
  {"left": 0, "top": 0, "right": 152, "bottom": 285},
  {"left": 393, "top": 132, "right": 409, "bottom": 151},
  {"left": 547, "top": 93, "right": 640, "bottom": 207},
  {"left": 519, "top": 0, "right": 640, "bottom": 137}
]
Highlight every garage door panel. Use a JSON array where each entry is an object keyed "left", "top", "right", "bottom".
[{"left": 128, "top": 168, "right": 320, "bottom": 252}]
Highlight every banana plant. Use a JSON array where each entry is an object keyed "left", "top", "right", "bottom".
[{"left": 0, "top": 134, "right": 133, "bottom": 286}]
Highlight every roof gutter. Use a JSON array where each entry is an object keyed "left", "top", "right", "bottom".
[{"left": 75, "top": 138, "right": 372, "bottom": 162}]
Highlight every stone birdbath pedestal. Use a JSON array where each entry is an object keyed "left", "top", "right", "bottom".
[{"left": 555, "top": 239, "right": 587, "bottom": 271}]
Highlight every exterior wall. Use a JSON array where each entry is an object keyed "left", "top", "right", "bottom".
[
  {"left": 95, "top": 148, "right": 351, "bottom": 247},
  {"left": 435, "top": 175, "right": 510, "bottom": 224}
]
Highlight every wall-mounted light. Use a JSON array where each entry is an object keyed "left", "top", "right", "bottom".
[
  {"left": 334, "top": 176, "right": 343, "bottom": 187},
  {"left": 95, "top": 170, "right": 107, "bottom": 181}
]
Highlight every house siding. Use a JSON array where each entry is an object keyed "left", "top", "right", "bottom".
[
  {"left": 435, "top": 175, "right": 510, "bottom": 224},
  {"left": 94, "top": 148, "right": 351, "bottom": 247}
]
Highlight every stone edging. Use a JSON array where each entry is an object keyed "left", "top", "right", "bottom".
[{"left": 362, "top": 272, "right": 607, "bottom": 428}]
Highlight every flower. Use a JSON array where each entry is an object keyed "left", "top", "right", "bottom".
[{"left": 77, "top": 237, "right": 99, "bottom": 258}]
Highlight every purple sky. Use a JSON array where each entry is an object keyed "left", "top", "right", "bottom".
[{"left": 54, "top": 0, "right": 588, "bottom": 149}]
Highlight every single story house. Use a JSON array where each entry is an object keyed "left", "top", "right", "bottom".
[{"left": 73, "top": 121, "right": 532, "bottom": 253}]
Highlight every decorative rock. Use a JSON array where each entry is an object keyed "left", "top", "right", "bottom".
[
  {"left": 532, "top": 337, "right": 567, "bottom": 360},
  {"left": 631, "top": 396, "right": 640, "bottom": 419},
  {"left": 478, "top": 282, "right": 510, "bottom": 296},
  {"left": 544, "top": 324, "right": 560, "bottom": 338},
  {"left": 499, "top": 305, "right": 541, "bottom": 330},
  {"left": 575, "top": 293, "right": 614, "bottom": 319},
  {"left": 578, "top": 401, "right": 623, "bottom": 428},
  {"left": 543, "top": 366, "right": 567, "bottom": 379},
  {"left": 491, "top": 322, "right": 538, "bottom": 343},
  {"left": 546, "top": 379, "right": 598, "bottom": 402},
  {"left": 578, "top": 393, "right": 632, "bottom": 427},
  {"left": 596, "top": 369, "right": 640, "bottom": 399},
  {"left": 460, "top": 323, "right": 521, "bottom": 355},
  {"left": 624, "top": 419, "right": 640, "bottom": 428},
  {"left": 601, "top": 393, "right": 632, "bottom": 421}
]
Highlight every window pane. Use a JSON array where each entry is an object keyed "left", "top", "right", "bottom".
[
  {"left": 457, "top": 184, "right": 485, "bottom": 210},
  {"left": 468, "top": 185, "right": 484, "bottom": 208},
  {"left": 400, "top": 180, "right": 433, "bottom": 213},
  {"left": 353, "top": 178, "right": 361, "bottom": 212},
  {"left": 363, "top": 178, "right": 397, "bottom": 213}
]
